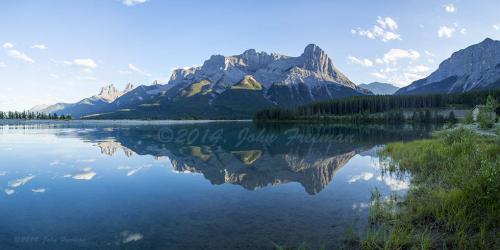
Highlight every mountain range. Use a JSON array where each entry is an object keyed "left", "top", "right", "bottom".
[
  {"left": 358, "top": 82, "right": 399, "bottom": 95},
  {"left": 34, "top": 38, "right": 500, "bottom": 119},
  {"left": 35, "top": 44, "right": 371, "bottom": 119},
  {"left": 33, "top": 83, "right": 135, "bottom": 118}
]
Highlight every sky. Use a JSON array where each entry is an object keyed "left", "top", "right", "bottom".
[{"left": 0, "top": 0, "right": 499, "bottom": 111}]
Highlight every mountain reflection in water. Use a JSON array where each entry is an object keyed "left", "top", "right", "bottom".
[
  {"left": 60, "top": 123, "right": 433, "bottom": 195},
  {"left": 0, "top": 122, "right": 436, "bottom": 249}
]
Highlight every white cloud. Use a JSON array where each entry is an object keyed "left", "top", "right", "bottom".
[
  {"left": 4, "top": 189, "right": 15, "bottom": 195},
  {"left": 6, "top": 49, "right": 35, "bottom": 63},
  {"left": 31, "top": 44, "right": 47, "bottom": 50},
  {"left": 32, "top": 188, "right": 46, "bottom": 193},
  {"left": 0, "top": 61, "right": 6, "bottom": 68},
  {"left": 408, "top": 65, "right": 431, "bottom": 73},
  {"left": 371, "top": 72, "right": 387, "bottom": 79},
  {"left": 371, "top": 62, "right": 427, "bottom": 87},
  {"left": 2, "top": 42, "right": 14, "bottom": 49},
  {"left": 348, "top": 172, "right": 374, "bottom": 183},
  {"left": 382, "top": 49, "right": 420, "bottom": 64},
  {"left": 351, "top": 17, "right": 401, "bottom": 42},
  {"left": 460, "top": 28, "right": 466, "bottom": 35},
  {"left": 8, "top": 176, "right": 35, "bottom": 188},
  {"left": 2, "top": 42, "right": 34, "bottom": 64},
  {"left": 376, "top": 16, "right": 398, "bottom": 30},
  {"left": 128, "top": 63, "right": 152, "bottom": 77},
  {"left": 347, "top": 56, "right": 373, "bottom": 67},
  {"left": 443, "top": 3, "right": 456, "bottom": 13},
  {"left": 49, "top": 73, "right": 60, "bottom": 79},
  {"left": 493, "top": 24, "right": 499, "bottom": 30},
  {"left": 122, "top": 0, "right": 147, "bottom": 6},
  {"left": 382, "top": 32, "right": 401, "bottom": 42},
  {"left": 65, "top": 58, "right": 97, "bottom": 72},
  {"left": 2, "top": 42, "right": 35, "bottom": 63},
  {"left": 377, "top": 175, "right": 409, "bottom": 191},
  {"left": 71, "top": 170, "right": 96, "bottom": 180},
  {"left": 438, "top": 26, "right": 455, "bottom": 38}
]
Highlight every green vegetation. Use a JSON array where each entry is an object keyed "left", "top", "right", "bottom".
[
  {"left": 231, "top": 75, "right": 263, "bottom": 90},
  {"left": 357, "top": 128, "right": 499, "bottom": 249},
  {"left": 477, "top": 109, "right": 496, "bottom": 129},
  {"left": 181, "top": 80, "right": 211, "bottom": 97},
  {"left": 254, "top": 90, "right": 500, "bottom": 122},
  {"left": 0, "top": 111, "right": 71, "bottom": 120}
]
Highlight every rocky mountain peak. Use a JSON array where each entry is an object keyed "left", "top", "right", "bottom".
[
  {"left": 98, "top": 84, "right": 119, "bottom": 100},
  {"left": 425, "top": 38, "right": 500, "bottom": 84},
  {"left": 300, "top": 44, "right": 334, "bottom": 74},
  {"left": 124, "top": 83, "right": 134, "bottom": 92},
  {"left": 302, "top": 44, "right": 324, "bottom": 57},
  {"left": 96, "top": 84, "right": 135, "bottom": 103},
  {"left": 396, "top": 38, "right": 500, "bottom": 94}
]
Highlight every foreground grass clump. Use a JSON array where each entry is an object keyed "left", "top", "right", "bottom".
[{"left": 361, "top": 127, "right": 499, "bottom": 249}]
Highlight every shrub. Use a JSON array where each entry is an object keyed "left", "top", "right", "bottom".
[{"left": 477, "top": 109, "right": 495, "bottom": 129}]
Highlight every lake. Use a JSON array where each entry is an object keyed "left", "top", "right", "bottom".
[{"left": 0, "top": 122, "right": 436, "bottom": 249}]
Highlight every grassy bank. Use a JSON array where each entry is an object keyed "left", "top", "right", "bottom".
[{"left": 357, "top": 127, "right": 499, "bottom": 249}]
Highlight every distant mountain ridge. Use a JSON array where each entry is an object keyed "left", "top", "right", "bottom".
[
  {"left": 397, "top": 38, "right": 500, "bottom": 95},
  {"left": 34, "top": 84, "right": 134, "bottom": 117},
  {"left": 38, "top": 44, "right": 371, "bottom": 119},
  {"left": 358, "top": 82, "right": 399, "bottom": 95}
]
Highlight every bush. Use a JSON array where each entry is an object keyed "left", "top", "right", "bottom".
[{"left": 477, "top": 109, "right": 495, "bottom": 129}]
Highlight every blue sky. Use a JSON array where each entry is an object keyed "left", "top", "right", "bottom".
[{"left": 1, "top": 0, "right": 499, "bottom": 110}]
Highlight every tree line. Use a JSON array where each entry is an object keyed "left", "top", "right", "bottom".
[
  {"left": 254, "top": 90, "right": 500, "bottom": 122},
  {"left": 0, "top": 111, "right": 72, "bottom": 120},
  {"left": 260, "top": 109, "right": 458, "bottom": 124}
]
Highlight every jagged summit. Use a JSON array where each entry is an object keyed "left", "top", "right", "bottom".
[
  {"left": 169, "top": 44, "right": 362, "bottom": 91},
  {"left": 96, "top": 84, "right": 135, "bottom": 103}
]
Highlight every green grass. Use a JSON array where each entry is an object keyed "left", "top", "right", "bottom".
[{"left": 359, "top": 127, "right": 500, "bottom": 249}]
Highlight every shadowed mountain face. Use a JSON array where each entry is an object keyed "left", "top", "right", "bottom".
[
  {"left": 65, "top": 122, "right": 434, "bottom": 194},
  {"left": 397, "top": 38, "right": 500, "bottom": 95}
]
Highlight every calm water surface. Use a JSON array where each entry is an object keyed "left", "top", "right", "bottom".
[{"left": 0, "top": 122, "right": 435, "bottom": 249}]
